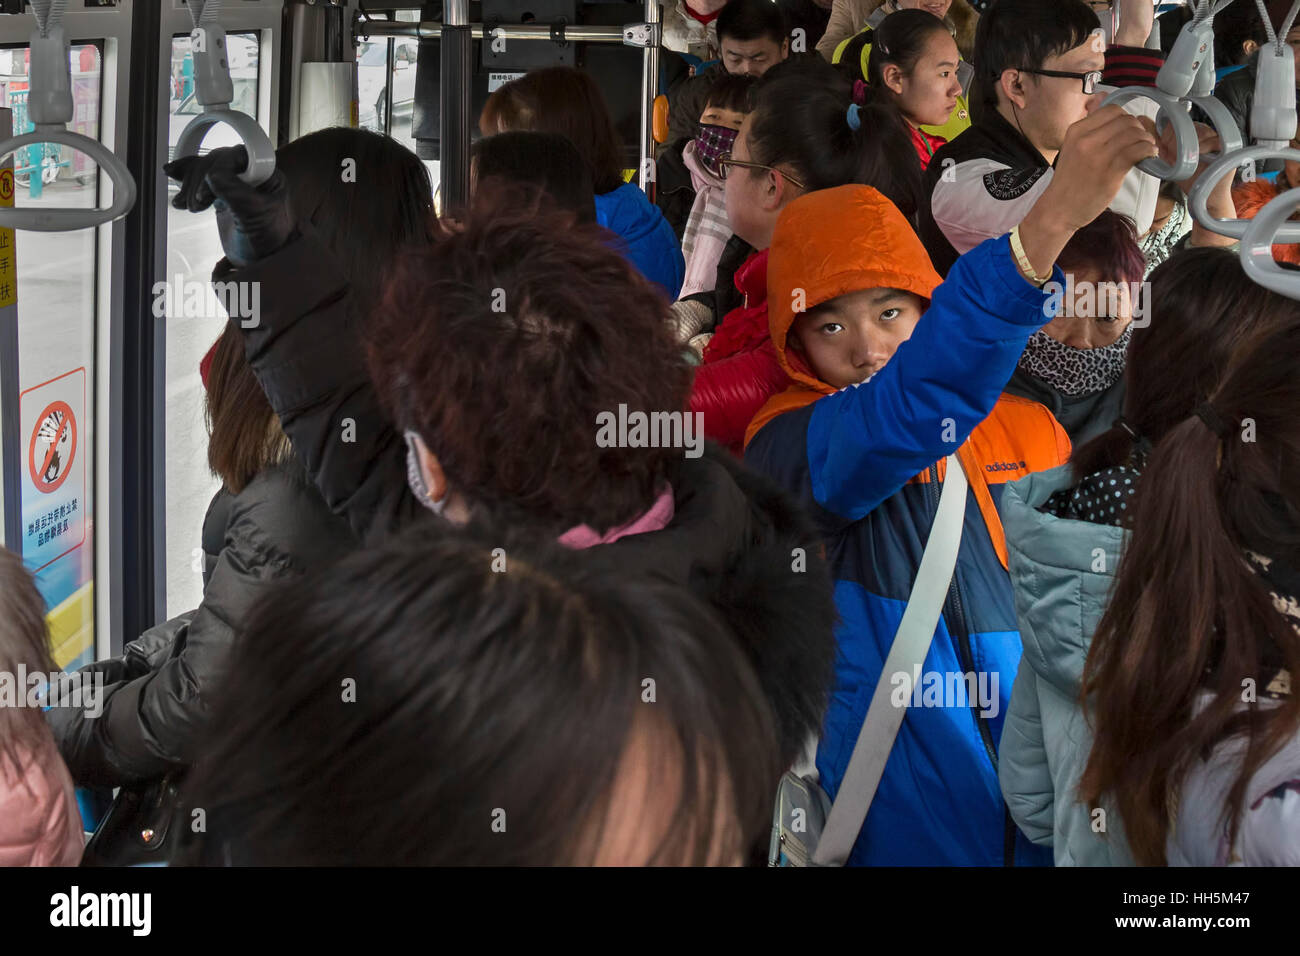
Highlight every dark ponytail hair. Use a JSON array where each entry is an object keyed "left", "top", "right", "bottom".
[
  {"left": 1080, "top": 316, "right": 1300, "bottom": 865},
  {"left": 745, "top": 57, "right": 922, "bottom": 219},
  {"left": 865, "top": 9, "right": 954, "bottom": 94}
]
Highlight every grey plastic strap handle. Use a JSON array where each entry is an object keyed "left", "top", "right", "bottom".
[
  {"left": 1188, "top": 145, "right": 1300, "bottom": 240},
  {"left": 173, "top": 107, "right": 276, "bottom": 186},
  {"left": 1187, "top": 94, "right": 1244, "bottom": 162},
  {"left": 1241, "top": 183, "right": 1300, "bottom": 300},
  {"left": 0, "top": 127, "right": 137, "bottom": 231},
  {"left": 173, "top": 6, "right": 276, "bottom": 186},
  {"left": 1101, "top": 86, "right": 1200, "bottom": 181}
]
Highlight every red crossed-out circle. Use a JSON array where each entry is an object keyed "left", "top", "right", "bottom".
[{"left": 28, "top": 400, "right": 77, "bottom": 494}]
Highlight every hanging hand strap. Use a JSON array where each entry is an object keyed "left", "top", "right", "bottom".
[
  {"left": 811, "top": 453, "right": 969, "bottom": 866},
  {"left": 0, "top": 0, "right": 137, "bottom": 231},
  {"left": 173, "top": 0, "right": 276, "bottom": 186}
]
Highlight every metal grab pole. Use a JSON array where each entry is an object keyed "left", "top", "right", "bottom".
[
  {"left": 441, "top": 0, "right": 472, "bottom": 210},
  {"left": 361, "top": 22, "right": 633, "bottom": 42},
  {"left": 639, "top": 0, "right": 660, "bottom": 193}
]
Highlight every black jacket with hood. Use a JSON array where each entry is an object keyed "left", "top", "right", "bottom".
[
  {"left": 219, "top": 230, "right": 838, "bottom": 767},
  {"left": 50, "top": 457, "right": 356, "bottom": 788}
]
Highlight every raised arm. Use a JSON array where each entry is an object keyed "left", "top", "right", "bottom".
[
  {"left": 753, "top": 105, "right": 1157, "bottom": 519},
  {"left": 165, "top": 149, "right": 419, "bottom": 542}
]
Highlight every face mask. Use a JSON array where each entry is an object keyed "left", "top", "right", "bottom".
[
  {"left": 405, "top": 430, "right": 446, "bottom": 515},
  {"left": 694, "top": 123, "right": 739, "bottom": 176},
  {"left": 1017, "top": 325, "right": 1132, "bottom": 398}
]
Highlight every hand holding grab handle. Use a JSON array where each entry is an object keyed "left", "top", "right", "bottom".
[
  {"left": 1100, "top": 87, "right": 1200, "bottom": 181},
  {"left": 164, "top": 146, "right": 294, "bottom": 267},
  {"left": 171, "top": 0, "right": 276, "bottom": 186}
]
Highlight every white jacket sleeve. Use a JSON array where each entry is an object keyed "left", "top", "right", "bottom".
[{"left": 1100, "top": 85, "right": 1159, "bottom": 235}]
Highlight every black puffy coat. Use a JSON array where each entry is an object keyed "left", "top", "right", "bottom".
[
  {"left": 50, "top": 458, "right": 356, "bottom": 788},
  {"left": 223, "top": 231, "right": 837, "bottom": 767}
]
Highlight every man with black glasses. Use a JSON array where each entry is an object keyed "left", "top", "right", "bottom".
[{"left": 919, "top": 0, "right": 1165, "bottom": 275}]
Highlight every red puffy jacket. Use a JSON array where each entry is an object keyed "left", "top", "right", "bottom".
[{"left": 689, "top": 249, "right": 790, "bottom": 456}]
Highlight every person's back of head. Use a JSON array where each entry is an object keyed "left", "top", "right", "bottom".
[
  {"left": 364, "top": 193, "right": 691, "bottom": 536},
  {"left": 717, "top": 0, "right": 790, "bottom": 76},
  {"left": 186, "top": 524, "right": 782, "bottom": 865},
  {"left": 1080, "top": 313, "right": 1300, "bottom": 865},
  {"left": 472, "top": 131, "right": 597, "bottom": 223},
  {"left": 0, "top": 548, "right": 55, "bottom": 780},
  {"left": 203, "top": 127, "right": 434, "bottom": 493},
  {"left": 479, "top": 67, "right": 626, "bottom": 194},
  {"left": 969, "top": 0, "right": 1099, "bottom": 125},
  {"left": 275, "top": 126, "right": 435, "bottom": 306},
  {"left": 204, "top": 320, "right": 292, "bottom": 494},
  {"left": 744, "top": 60, "right": 922, "bottom": 217}
]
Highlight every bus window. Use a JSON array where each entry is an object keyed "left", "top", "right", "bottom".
[
  {"left": 162, "top": 32, "right": 262, "bottom": 618},
  {"left": 357, "top": 10, "right": 438, "bottom": 201},
  {"left": 9, "top": 42, "right": 103, "bottom": 671}
]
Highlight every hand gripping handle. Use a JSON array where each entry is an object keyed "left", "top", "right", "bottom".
[
  {"left": 173, "top": 107, "right": 276, "bottom": 186},
  {"left": 0, "top": 127, "right": 137, "bottom": 231},
  {"left": 1100, "top": 86, "right": 1200, "bottom": 181}
]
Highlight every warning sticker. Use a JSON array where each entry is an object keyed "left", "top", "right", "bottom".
[
  {"left": 20, "top": 368, "right": 86, "bottom": 571},
  {"left": 0, "top": 167, "right": 15, "bottom": 309}
]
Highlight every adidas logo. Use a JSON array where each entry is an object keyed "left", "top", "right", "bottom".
[{"left": 984, "top": 461, "right": 1026, "bottom": 474}]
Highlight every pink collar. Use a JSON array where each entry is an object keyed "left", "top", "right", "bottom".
[{"left": 558, "top": 486, "right": 676, "bottom": 549}]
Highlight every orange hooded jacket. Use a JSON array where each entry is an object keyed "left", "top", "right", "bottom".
[{"left": 745, "top": 185, "right": 1070, "bottom": 567}]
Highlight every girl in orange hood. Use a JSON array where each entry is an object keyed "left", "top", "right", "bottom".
[{"left": 743, "top": 103, "right": 1158, "bottom": 864}]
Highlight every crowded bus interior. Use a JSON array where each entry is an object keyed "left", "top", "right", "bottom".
[{"left": 0, "top": 0, "right": 1297, "bottom": 892}]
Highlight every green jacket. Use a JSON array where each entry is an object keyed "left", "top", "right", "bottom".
[{"left": 999, "top": 464, "right": 1135, "bottom": 866}]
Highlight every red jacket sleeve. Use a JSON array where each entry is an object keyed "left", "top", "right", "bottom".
[{"left": 690, "top": 341, "right": 792, "bottom": 455}]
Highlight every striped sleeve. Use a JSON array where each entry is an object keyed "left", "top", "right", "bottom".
[{"left": 1103, "top": 44, "right": 1164, "bottom": 88}]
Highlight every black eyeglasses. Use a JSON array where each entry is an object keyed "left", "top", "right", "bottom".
[
  {"left": 717, "top": 152, "right": 807, "bottom": 191},
  {"left": 1016, "top": 67, "right": 1104, "bottom": 94}
]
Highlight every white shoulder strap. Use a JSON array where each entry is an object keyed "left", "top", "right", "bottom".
[{"left": 811, "top": 454, "right": 969, "bottom": 866}]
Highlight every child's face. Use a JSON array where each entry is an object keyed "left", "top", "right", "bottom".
[
  {"left": 698, "top": 105, "right": 746, "bottom": 132},
  {"left": 790, "top": 289, "right": 926, "bottom": 389}
]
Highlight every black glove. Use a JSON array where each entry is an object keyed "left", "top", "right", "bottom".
[{"left": 164, "top": 146, "right": 295, "bottom": 267}]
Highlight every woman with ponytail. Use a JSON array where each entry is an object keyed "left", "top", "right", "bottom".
[
  {"left": 686, "top": 57, "right": 921, "bottom": 454},
  {"left": 860, "top": 9, "right": 965, "bottom": 168},
  {"left": 832, "top": 6, "right": 973, "bottom": 153},
  {"left": 998, "top": 248, "right": 1300, "bottom": 865},
  {"left": 1079, "top": 316, "right": 1300, "bottom": 866}
]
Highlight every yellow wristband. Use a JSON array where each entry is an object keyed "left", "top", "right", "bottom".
[{"left": 1010, "top": 225, "right": 1052, "bottom": 285}]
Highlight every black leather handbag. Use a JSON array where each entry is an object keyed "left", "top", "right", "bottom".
[{"left": 81, "top": 772, "right": 196, "bottom": 867}]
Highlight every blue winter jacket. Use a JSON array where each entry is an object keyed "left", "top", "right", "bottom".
[
  {"left": 595, "top": 182, "right": 686, "bottom": 299},
  {"left": 746, "top": 236, "right": 1069, "bottom": 865}
]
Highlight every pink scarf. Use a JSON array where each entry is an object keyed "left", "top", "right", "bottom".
[{"left": 558, "top": 486, "right": 675, "bottom": 549}]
